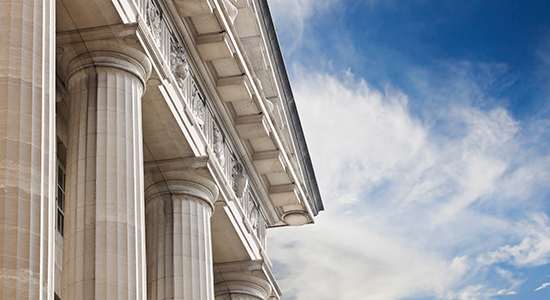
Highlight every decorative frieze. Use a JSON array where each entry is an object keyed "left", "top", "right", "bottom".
[
  {"left": 232, "top": 159, "right": 249, "bottom": 198},
  {"left": 170, "top": 39, "right": 189, "bottom": 89},
  {"left": 249, "top": 204, "right": 259, "bottom": 230},
  {"left": 192, "top": 85, "right": 206, "bottom": 127},
  {"left": 147, "top": 0, "right": 162, "bottom": 44},
  {"left": 239, "top": 193, "right": 266, "bottom": 247},
  {"left": 213, "top": 123, "right": 225, "bottom": 165}
]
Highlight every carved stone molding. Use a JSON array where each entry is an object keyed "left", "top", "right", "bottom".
[
  {"left": 147, "top": 0, "right": 162, "bottom": 44},
  {"left": 213, "top": 124, "right": 225, "bottom": 165},
  {"left": 232, "top": 160, "right": 249, "bottom": 198},
  {"left": 170, "top": 39, "right": 189, "bottom": 89},
  {"left": 249, "top": 204, "right": 259, "bottom": 230},
  {"left": 192, "top": 85, "right": 206, "bottom": 127},
  {"left": 221, "top": 0, "right": 239, "bottom": 23}
]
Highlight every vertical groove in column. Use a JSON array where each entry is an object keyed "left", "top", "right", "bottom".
[
  {"left": 133, "top": 74, "right": 144, "bottom": 300},
  {"left": 0, "top": 0, "right": 55, "bottom": 299},
  {"left": 165, "top": 196, "right": 173, "bottom": 300},
  {"left": 123, "top": 73, "right": 131, "bottom": 300},
  {"left": 63, "top": 62, "right": 146, "bottom": 300},
  {"left": 146, "top": 195, "right": 170, "bottom": 300},
  {"left": 133, "top": 75, "right": 147, "bottom": 300}
]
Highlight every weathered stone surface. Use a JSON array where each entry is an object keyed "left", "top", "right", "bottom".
[
  {"left": 61, "top": 47, "right": 150, "bottom": 300},
  {"left": 0, "top": 0, "right": 56, "bottom": 298}
]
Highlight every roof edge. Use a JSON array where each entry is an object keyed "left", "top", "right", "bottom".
[{"left": 257, "top": 0, "right": 324, "bottom": 214}]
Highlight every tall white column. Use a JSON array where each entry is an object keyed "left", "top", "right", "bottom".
[
  {"left": 61, "top": 46, "right": 150, "bottom": 300},
  {"left": 0, "top": 0, "right": 56, "bottom": 299},
  {"left": 145, "top": 161, "right": 219, "bottom": 300}
]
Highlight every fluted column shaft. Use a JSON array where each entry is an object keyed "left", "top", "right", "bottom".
[
  {"left": 0, "top": 0, "right": 56, "bottom": 299},
  {"left": 62, "top": 50, "right": 150, "bottom": 300},
  {"left": 145, "top": 167, "right": 218, "bottom": 300}
]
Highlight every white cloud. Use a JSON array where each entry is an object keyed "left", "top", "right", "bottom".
[
  {"left": 496, "top": 289, "right": 517, "bottom": 296},
  {"left": 270, "top": 214, "right": 468, "bottom": 300},
  {"left": 535, "top": 281, "right": 550, "bottom": 291},
  {"left": 445, "top": 285, "right": 486, "bottom": 300},
  {"left": 290, "top": 69, "right": 429, "bottom": 208},
  {"left": 477, "top": 214, "right": 550, "bottom": 267},
  {"left": 338, "top": 193, "right": 359, "bottom": 204},
  {"left": 268, "top": 0, "right": 340, "bottom": 52},
  {"left": 268, "top": 65, "right": 550, "bottom": 300}
]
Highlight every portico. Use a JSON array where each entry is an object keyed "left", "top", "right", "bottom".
[{"left": 0, "top": 0, "right": 323, "bottom": 299}]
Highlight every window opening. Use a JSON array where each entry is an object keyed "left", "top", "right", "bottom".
[{"left": 56, "top": 162, "right": 65, "bottom": 236}]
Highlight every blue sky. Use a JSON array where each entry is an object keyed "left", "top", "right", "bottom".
[{"left": 266, "top": 1, "right": 550, "bottom": 299}]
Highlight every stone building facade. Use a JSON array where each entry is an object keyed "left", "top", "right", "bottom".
[{"left": 0, "top": 0, "right": 323, "bottom": 299}]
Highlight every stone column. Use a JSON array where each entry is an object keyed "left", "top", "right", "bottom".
[
  {"left": 145, "top": 160, "right": 219, "bottom": 300},
  {"left": 61, "top": 45, "right": 151, "bottom": 300},
  {"left": 0, "top": 0, "right": 56, "bottom": 299},
  {"left": 214, "top": 261, "right": 272, "bottom": 300}
]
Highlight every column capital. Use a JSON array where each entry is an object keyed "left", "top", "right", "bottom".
[
  {"left": 57, "top": 24, "right": 152, "bottom": 88},
  {"left": 214, "top": 260, "right": 274, "bottom": 300},
  {"left": 144, "top": 156, "right": 219, "bottom": 211},
  {"left": 214, "top": 280, "right": 271, "bottom": 300},
  {"left": 65, "top": 49, "right": 150, "bottom": 88}
]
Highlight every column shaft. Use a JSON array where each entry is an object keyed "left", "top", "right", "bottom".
[
  {"left": 145, "top": 173, "right": 218, "bottom": 300},
  {"left": 0, "top": 0, "right": 56, "bottom": 299},
  {"left": 62, "top": 52, "right": 148, "bottom": 300}
]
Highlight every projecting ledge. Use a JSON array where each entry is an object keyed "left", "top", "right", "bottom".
[
  {"left": 235, "top": 114, "right": 270, "bottom": 139},
  {"left": 252, "top": 150, "right": 285, "bottom": 174},
  {"left": 217, "top": 74, "right": 253, "bottom": 102},
  {"left": 196, "top": 32, "right": 234, "bottom": 61},
  {"left": 269, "top": 184, "right": 299, "bottom": 207}
]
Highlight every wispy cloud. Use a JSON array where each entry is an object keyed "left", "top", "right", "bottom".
[
  {"left": 535, "top": 281, "right": 550, "bottom": 291},
  {"left": 268, "top": 62, "right": 550, "bottom": 299},
  {"left": 269, "top": 0, "right": 340, "bottom": 52},
  {"left": 477, "top": 214, "right": 550, "bottom": 267},
  {"left": 270, "top": 215, "right": 469, "bottom": 300}
]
